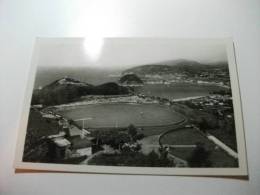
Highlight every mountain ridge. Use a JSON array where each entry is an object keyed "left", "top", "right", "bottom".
[
  {"left": 32, "top": 77, "right": 130, "bottom": 106},
  {"left": 123, "top": 59, "right": 228, "bottom": 76},
  {"left": 119, "top": 74, "right": 143, "bottom": 85}
]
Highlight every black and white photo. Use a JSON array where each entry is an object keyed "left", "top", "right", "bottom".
[{"left": 14, "top": 38, "right": 247, "bottom": 176}]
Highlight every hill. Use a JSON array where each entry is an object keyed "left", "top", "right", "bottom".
[
  {"left": 91, "top": 82, "right": 130, "bottom": 95},
  {"left": 23, "top": 109, "right": 60, "bottom": 162},
  {"left": 31, "top": 77, "right": 130, "bottom": 106},
  {"left": 123, "top": 60, "right": 228, "bottom": 76},
  {"left": 119, "top": 74, "right": 143, "bottom": 85}
]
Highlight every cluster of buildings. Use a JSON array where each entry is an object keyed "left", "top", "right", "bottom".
[
  {"left": 140, "top": 70, "right": 231, "bottom": 88},
  {"left": 38, "top": 109, "right": 96, "bottom": 163},
  {"left": 143, "top": 73, "right": 188, "bottom": 84},
  {"left": 185, "top": 95, "right": 234, "bottom": 119}
]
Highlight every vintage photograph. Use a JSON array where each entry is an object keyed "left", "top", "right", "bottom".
[{"left": 15, "top": 38, "right": 247, "bottom": 175}]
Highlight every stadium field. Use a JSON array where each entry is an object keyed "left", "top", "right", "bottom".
[{"left": 58, "top": 103, "right": 184, "bottom": 128}]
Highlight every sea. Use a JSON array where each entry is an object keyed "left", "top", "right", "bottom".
[{"left": 34, "top": 67, "right": 226, "bottom": 99}]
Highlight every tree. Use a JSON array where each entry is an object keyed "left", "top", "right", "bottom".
[
  {"left": 95, "top": 130, "right": 130, "bottom": 150},
  {"left": 188, "top": 142, "right": 211, "bottom": 167},
  {"left": 198, "top": 118, "right": 211, "bottom": 133},
  {"left": 127, "top": 124, "right": 137, "bottom": 141}
]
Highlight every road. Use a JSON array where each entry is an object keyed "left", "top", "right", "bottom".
[
  {"left": 207, "top": 134, "right": 238, "bottom": 159},
  {"left": 138, "top": 113, "right": 188, "bottom": 164}
]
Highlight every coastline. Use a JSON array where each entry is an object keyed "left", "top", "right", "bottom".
[{"left": 172, "top": 96, "right": 204, "bottom": 102}]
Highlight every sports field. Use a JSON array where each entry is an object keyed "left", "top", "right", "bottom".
[
  {"left": 58, "top": 103, "right": 184, "bottom": 128},
  {"left": 160, "top": 128, "right": 238, "bottom": 167}
]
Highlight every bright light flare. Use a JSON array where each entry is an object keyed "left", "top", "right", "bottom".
[
  {"left": 83, "top": 36, "right": 104, "bottom": 62},
  {"left": 67, "top": 1, "right": 124, "bottom": 63}
]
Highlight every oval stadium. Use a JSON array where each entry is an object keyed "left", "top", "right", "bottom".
[{"left": 57, "top": 103, "right": 184, "bottom": 128}]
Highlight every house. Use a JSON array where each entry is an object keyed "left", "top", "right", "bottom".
[{"left": 47, "top": 132, "right": 71, "bottom": 160}]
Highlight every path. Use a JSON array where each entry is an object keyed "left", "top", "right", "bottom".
[
  {"left": 138, "top": 135, "right": 161, "bottom": 154},
  {"left": 207, "top": 134, "right": 238, "bottom": 159},
  {"left": 80, "top": 150, "right": 104, "bottom": 164},
  {"left": 80, "top": 145, "right": 117, "bottom": 165}
]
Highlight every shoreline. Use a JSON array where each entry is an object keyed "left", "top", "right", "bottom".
[{"left": 172, "top": 96, "right": 205, "bottom": 102}]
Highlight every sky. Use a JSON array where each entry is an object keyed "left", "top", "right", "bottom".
[{"left": 37, "top": 38, "right": 228, "bottom": 70}]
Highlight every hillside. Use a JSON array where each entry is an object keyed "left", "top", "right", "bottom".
[
  {"left": 23, "top": 109, "right": 60, "bottom": 162},
  {"left": 123, "top": 60, "right": 229, "bottom": 76},
  {"left": 119, "top": 74, "right": 143, "bottom": 85},
  {"left": 91, "top": 82, "right": 130, "bottom": 95},
  {"left": 31, "top": 77, "right": 130, "bottom": 106}
]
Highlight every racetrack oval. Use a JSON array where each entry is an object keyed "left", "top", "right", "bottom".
[{"left": 58, "top": 103, "right": 184, "bottom": 128}]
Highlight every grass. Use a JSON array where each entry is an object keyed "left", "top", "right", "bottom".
[
  {"left": 88, "top": 151, "right": 174, "bottom": 167},
  {"left": 161, "top": 128, "right": 209, "bottom": 145},
  {"left": 58, "top": 103, "right": 184, "bottom": 128},
  {"left": 207, "top": 128, "right": 237, "bottom": 151},
  {"left": 160, "top": 128, "right": 238, "bottom": 167},
  {"left": 23, "top": 109, "right": 61, "bottom": 162},
  {"left": 172, "top": 103, "right": 238, "bottom": 151}
]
